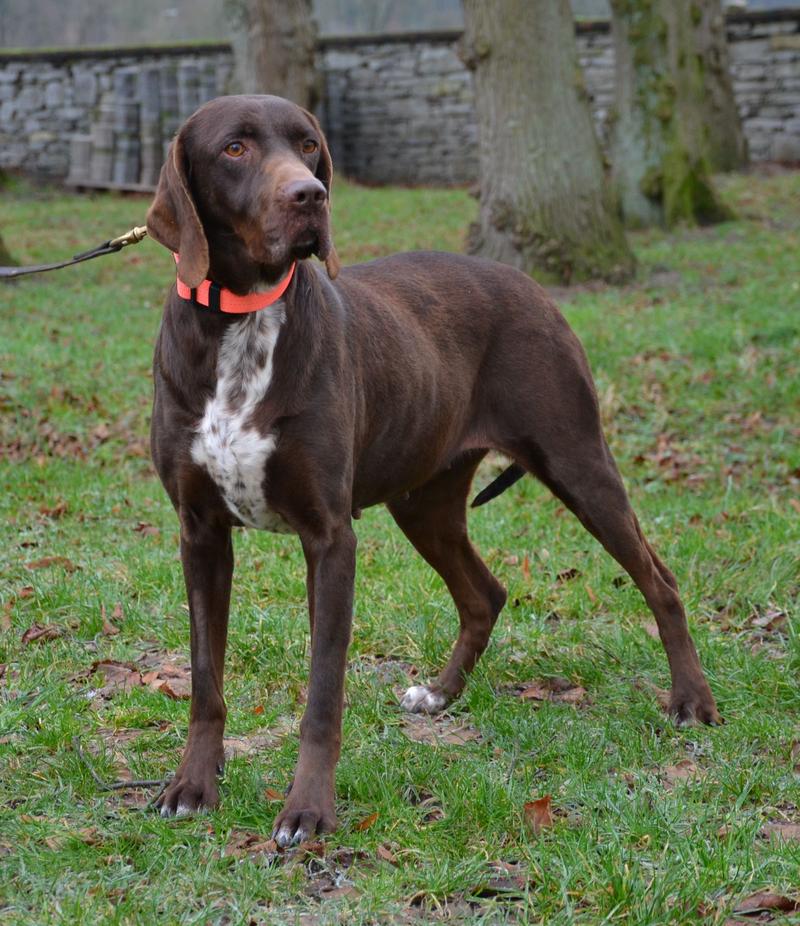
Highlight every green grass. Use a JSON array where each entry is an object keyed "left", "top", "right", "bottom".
[{"left": 1, "top": 171, "right": 799, "bottom": 925}]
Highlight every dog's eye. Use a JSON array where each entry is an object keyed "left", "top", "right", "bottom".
[
  {"left": 224, "top": 141, "right": 246, "bottom": 158},
  {"left": 302, "top": 139, "right": 318, "bottom": 155}
]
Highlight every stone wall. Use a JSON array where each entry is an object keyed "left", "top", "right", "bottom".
[
  {"left": 1, "top": 9, "right": 799, "bottom": 187},
  {"left": 320, "top": 33, "right": 476, "bottom": 185},
  {"left": 0, "top": 45, "right": 234, "bottom": 181},
  {"left": 727, "top": 12, "right": 800, "bottom": 161},
  {"left": 318, "top": 11, "right": 800, "bottom": 184}
]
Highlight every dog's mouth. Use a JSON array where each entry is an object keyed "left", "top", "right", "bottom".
[
  {"left": 241, "top": 214, "right": 334, "bottom": 278},
  {"left": 292, "top": 219, "right": 335, "bottom": 266},
  {"left": 291, "top": 231, "right": 320, "bottom": 261}
]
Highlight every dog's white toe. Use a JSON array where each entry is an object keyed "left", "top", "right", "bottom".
[{"left": 401, "top": 684, "right": 448, "bottom": 714}]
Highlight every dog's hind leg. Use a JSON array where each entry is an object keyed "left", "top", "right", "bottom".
[
  {"left": 387, "top": 451, "right": 507, "bottom": 714},
  {"left": 507, "top": 422, "right": 719, "bottom": 726}
]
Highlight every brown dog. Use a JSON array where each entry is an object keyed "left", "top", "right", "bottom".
[{"left": 145, "top": 94, "right": 719, "bottom": 846}]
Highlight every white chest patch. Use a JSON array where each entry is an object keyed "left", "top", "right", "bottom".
[{"left": 191, "top": 307, "right": 292, "bottom": 532}]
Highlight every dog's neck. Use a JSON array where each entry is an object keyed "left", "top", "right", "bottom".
[
  {"left": 203, "top": 225, "right": 298, "bottom": 295},
  {"left": 174, "top": 255, "right": 296, "bottom": 315},
  {"left": 158, "top": 260, "right": 331, "bottom": 421}
]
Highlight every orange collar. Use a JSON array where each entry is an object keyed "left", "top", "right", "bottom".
[{"left": 173, "top": 254, "right": 296, "bottom": 314}]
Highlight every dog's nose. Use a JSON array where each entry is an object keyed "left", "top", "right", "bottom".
[{"left": 284, "top": 178, "right": 327, "bottom": 208}]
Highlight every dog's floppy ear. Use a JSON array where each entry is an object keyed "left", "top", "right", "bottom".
[
  {"left": 302, "top": 109, "right": 340, "bottom": 280},
  {"left": 146, "top": 134, "right": 209, "bottom": 288}
]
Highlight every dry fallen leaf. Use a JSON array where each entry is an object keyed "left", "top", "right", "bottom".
[
  {"left": 223, "top": 830, "right": 278, "bottom": 860},
  {"left": 749, "top": 607, "right": 787, "bottom": 633},
  {"left": 39, "top": 501, "right": 68, "bottom": 519},
  {"left": 77, "top": 826, "right": 103, "bottom": 846},
  {"left": 400, "top": 714, "right": 482, "bottom": 746},
  {"left": 759, "top": 822, "right": 800, "bottom": 842},
  {"left": 355, "top": 811, "right": 378, "bottom": 832},
  {"left": 555, "top": 685, "right": 587, "bottom": 704},
  {"left": 140, "top": 659, "right": 191, "bottom": 700},
  {"left": 154, "top": 679, "right": 190, "bottom": 700},
  {"left": 133, "top": 522, "right": 160, "bottom": 537},
  {"left": 732, "top": 890, "right": 800, "bottom": 915},
  {"left": 2, "top": 587, "right": 35, "bottom": 630},
  {"left": 519, "top": 683, "right": 550, "bottom": 701},
  {"left": 21, "top": 622, "right": 63, "bottom": 645},
  {"left": 223, "top": 729, "right": 285, "bottom": 760},
  {"left": 101, "top": 603, "right": 122, "bottom": 637},
  {"left": 91, "top": 660, "right": 143, "bottom": 697},
  {"left": 264, "top": 787, "right": 283, "bottom": 801},
  {"left": 661, "top": 759, "right": 701, "bottom": 790},
  {"left": 377, "top": 844, "right": 397, "bottom": 865},
  {"left": 636, "top": 431, "right": 709, "bottom": 484},
  {"left": 515, "top": 677, "right": 587, "bottom": 706},
  {"left": 24, "top": 556, "right": 79, "bottom": 572},
  {"left": 316, "top": 884, "right": 358, "bottom": 901},
  {"left": 81, "top": 656, "right": 193, "bottom": 702},
  {"left": 253, "top": 705, "right": 264, "bottom": 715},
  {"left": 632, "top": 677, "right": 671, "bottom": 712},
  {"left": 405, "top": 787, "right": 444, "bottom": 824},
  {"left": 523, "top": 795, "right": 554, "bottom": 836},
  {"left": 471, "top": 860, "right": 530, "bottom": 898}
]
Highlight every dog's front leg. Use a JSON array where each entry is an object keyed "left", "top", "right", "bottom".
[
  {"left": 273, "top": 523, "right": 357, "bottom": 846},
  {"left": 157, "top": 512, "right": 232, "bottom": 816}
]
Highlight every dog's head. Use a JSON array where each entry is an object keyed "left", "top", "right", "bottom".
[{"left": 146, "top": 94, "right": 339, "bottom": 292}]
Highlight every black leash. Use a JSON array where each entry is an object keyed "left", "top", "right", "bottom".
[{"left": 0, "top": 225, "right": 148, "bottom": 279}]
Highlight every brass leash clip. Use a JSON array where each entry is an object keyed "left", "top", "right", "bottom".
[
  {"left": 109, "top": 226, "right": 149, "bottom": 249},
  {"left": 2, "top": 222, "right": 149, "bottom": 278}
]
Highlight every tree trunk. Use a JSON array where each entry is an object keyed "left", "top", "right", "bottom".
[
  {"left": 226, "top": 0, "right": 318, "bottom": 109},
  {"left": 1, "top": 168, "right": 22, "bottom": 263},
  {"left": 609, "top": 0, "right": 738, "bottom": 228},
  {"left": 691, "top": 0, "right": 748, "bottom": 172},
  {"left": 462, "top": 0, "right": 634, "bottom": 285},
  {"left": 0, "top": 232, "right": 15, "bottom": 267}
]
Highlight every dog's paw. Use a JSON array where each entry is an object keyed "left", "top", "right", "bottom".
[
  {"left": 400, "top": 684, "right": 448, "bottom": 714},
  {"left": 669, "top": 681, "right": 721, "bottom": 727},
  {"left": 156, "top": 773, "right": 219, "bottom": 818},
  {"left": 271, "top": 798, "right": 337, "bottom": 848}
]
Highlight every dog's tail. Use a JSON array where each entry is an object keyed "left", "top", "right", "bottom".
[{"left": 470, "top": 463, "right": 526, "bottom": 508}]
